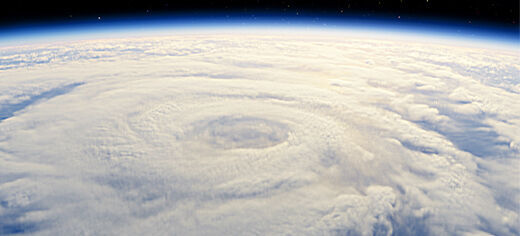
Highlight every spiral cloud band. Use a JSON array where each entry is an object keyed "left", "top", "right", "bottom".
[{"left": 0, "top": 33, "right": 519, "bottom": 235}]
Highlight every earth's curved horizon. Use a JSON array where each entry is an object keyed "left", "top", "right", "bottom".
[{"left": 0, "top": 26, "right": 519, "bottom": 235}]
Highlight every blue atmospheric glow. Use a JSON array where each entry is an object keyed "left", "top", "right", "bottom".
[{"left": 0, "top": 13, "right": 518, "bottom": 47}]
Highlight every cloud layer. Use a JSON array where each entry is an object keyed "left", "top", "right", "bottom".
[{"left": 0, "top": 33, "right": 519, "bottom": 235}]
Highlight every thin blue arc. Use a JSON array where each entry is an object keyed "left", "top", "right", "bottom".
[{"left": 0, "top": 14, "right": 517, "bottom": 46}]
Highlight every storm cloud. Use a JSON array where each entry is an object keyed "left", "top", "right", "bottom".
[{"left": 0, "top": 33, "right": 518, "bottom": 235}]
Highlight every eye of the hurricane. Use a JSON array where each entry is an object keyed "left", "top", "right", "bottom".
[{"left": 194, "top": 116, "right": 290, "bottom": 149}]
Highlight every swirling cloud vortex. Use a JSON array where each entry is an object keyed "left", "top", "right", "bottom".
[{"left": 0, "top": 33, "right": 519, "bottom": 235}]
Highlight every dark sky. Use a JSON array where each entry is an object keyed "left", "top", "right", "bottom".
[{"left": 0, "top": 0, "right": 518, "bottom": 28}]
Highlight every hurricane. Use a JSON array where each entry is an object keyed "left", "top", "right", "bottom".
[{"left": 0, "top": 29, "right": 519, "bottom": 235}]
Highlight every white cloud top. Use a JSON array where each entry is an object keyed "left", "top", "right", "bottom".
[{"left": 0, "top": 33, "right": 519, "bottom": 235}]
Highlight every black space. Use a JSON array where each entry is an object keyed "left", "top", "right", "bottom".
[{"left": 0, "top": 0, "right": 518, "bottom": 28}]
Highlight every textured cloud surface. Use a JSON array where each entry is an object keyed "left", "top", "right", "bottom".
[{"left": 0, "top": 33, "right": 519, "bottom": 235}]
